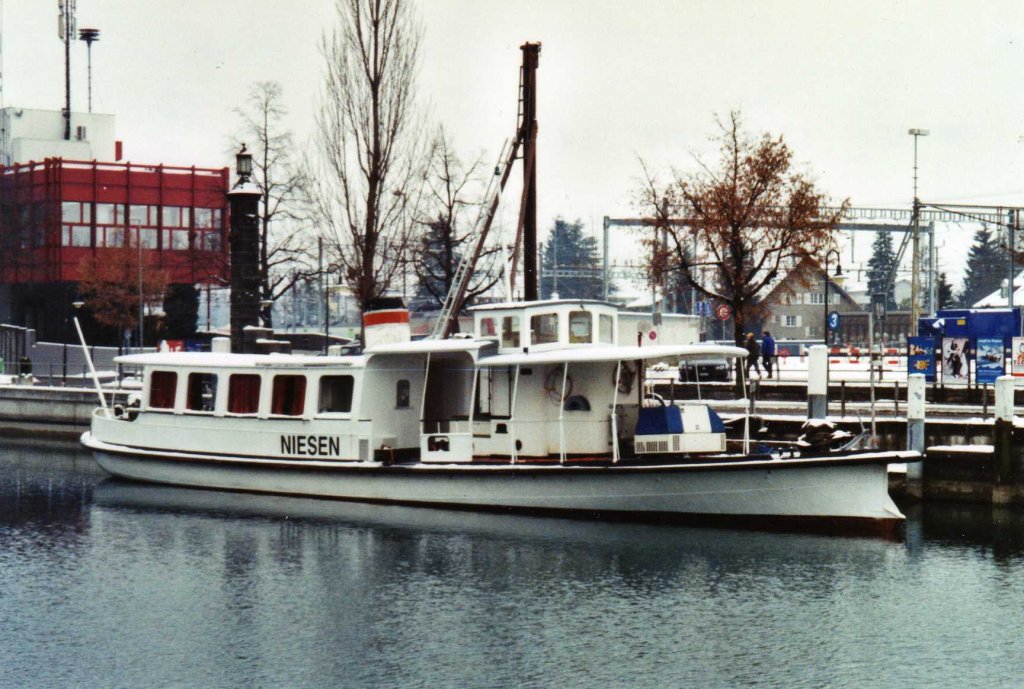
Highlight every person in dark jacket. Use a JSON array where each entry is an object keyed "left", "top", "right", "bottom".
[
  {"left": 744, "top": 332, "right": 760, "bottom": 379},
  {"left": 761, "top": 331, "right": 776, "bottom": 378}
]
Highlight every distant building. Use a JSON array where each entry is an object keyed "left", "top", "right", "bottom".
[
  {"left": 0, "top": 108, "right": 229, "bottom": 342},
  {"left": 757, "top": 257, "right": 862, "bottom": 342}
]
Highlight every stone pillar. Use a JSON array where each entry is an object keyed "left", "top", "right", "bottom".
[
  {"left": 993, "top": 375, "right": 1016, "bottom": 505},
  {"left": 906, "top": 373, "right": 925, "bottom": 498},
  {"left": 807, "top": 345, "right": 827, "bottom": 419}
]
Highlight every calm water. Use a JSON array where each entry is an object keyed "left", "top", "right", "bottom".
[{"left": 2, "top": 440, "right": 1024, "bottom": 688}]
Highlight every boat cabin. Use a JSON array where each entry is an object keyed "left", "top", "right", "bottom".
[{"left": 103, "top": 301, "right": 742, "bottom": 466}]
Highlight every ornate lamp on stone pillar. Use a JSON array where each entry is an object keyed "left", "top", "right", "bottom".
[{"left": 228, "top": 145, "right": 263, "bottom": 353}]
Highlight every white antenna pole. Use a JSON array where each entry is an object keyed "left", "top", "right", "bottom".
[{"left": 72, "top": 306, "right": 110, "bottom": 416}]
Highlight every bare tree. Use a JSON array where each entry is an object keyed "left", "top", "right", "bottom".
[
  {"left": 77, "top": 239, "right": 168, "bottom": 343},
  {"left": 230, "top": 81, "right": 310, "bottom": 326},
  {"left": 412, "top": 128, "right": 500, "bottom": 313},
  {"left": 638, "top": 112, "right": 846, "bottom": 347},
  {"left": 310, "top": 0, "right": 424, "bottom": 318}
]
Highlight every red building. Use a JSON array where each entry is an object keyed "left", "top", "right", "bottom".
[{"left": 0, "top": 158, "right": 229, "bottom": 341}]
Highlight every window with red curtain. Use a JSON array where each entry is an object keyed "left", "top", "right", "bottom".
[
  {"left": 272, "top": 375, "right": 306, "bottom": 416},
  {"left": 149, "top": 371, "right": 177, "bottom": 409},
  {"left": 228, "top": 374, "right": 261, "bottom": 415}
]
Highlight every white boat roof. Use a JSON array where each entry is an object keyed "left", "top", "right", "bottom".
[
  {"left": 114, "top": 352, "right": 365, "bottom": 368},
  {"left": 480, "top": 343, "right": 747, "bottom": 366},
  {"left": 468, "top": 298, "right": 616, "bottom": 311},
  {"left": 364, "top": 338, "right": 493, "bottom": 355}
]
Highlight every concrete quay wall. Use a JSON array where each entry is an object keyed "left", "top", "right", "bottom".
[{"left": 0, "top": 385, "right": 129, "bottom": 439}]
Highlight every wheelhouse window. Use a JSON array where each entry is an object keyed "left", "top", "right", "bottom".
[
  {"left": 396, "top": 379, "right": 410, "bottom": 408},
  {"left": 530, "top": 313, "right": 559, "bottom": 345},
  {"left": 149, "top": 371, "right": 177, "bottom": 409},
  {"left": 501, "top": 316, "right": 520, "bottom": 348},
  {"left": 227, "top": 374, "right": 261, "bottom": 415},
  {"left": 479, "top": 317, "right": 497, "bottom": 337},
  {"left": 599, "top": 314, "right": 614, "bottom": 344},
  {"left": 273, "top": 375, "right": 307, "bottom": 416},
  {"left": 186, "top": 373, "right": 218, "bottom": 412},
  {"left": 318, "top": 375, "right": 353, "bottom": 413},
  {"left": 568, "top": 311, "right": 592, "bottom": 344}
]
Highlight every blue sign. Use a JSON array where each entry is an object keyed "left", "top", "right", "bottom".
[
  {"left": 907, "top": 336, "right": 936, "bottom": 382},
  {"left": 975, "top": 337, "right": 1006, "bottom": 384},
  {"left": 827, "top": 311, "right": 840, "bottom": 332}
]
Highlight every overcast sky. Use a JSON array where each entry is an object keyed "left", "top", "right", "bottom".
[{"left": 5, "top": 0, "right": 1024, "bottom": 288}]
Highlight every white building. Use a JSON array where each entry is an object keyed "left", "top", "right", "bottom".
[{"left": 1, "top": 107, "right": 119, "bottom": 166}]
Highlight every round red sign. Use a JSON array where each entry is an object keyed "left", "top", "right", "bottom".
[{"left": 715, "top": 304, "right": 732, "bottom": 321}]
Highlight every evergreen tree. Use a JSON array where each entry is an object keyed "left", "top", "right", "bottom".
[
  {"left": 163, "top": 284, "right": 199, "bottom": 339},
  {"left": 865, "top": 230, "right": 897, "bottom": 310},
  {"left": 960, "top": 226, "right": 1004, "bottom": 307},
  {"left": 540, "top": 218, "right": 605, "bottom": 300},
  {"left": 936, "top": 272, "right": 955, "bottom": 309}
]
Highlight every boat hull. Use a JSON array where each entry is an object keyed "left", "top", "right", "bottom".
[{"left": 83, "top": 432, "right": 911, "bottom": 536}]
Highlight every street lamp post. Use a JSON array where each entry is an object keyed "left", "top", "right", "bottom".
[{"left": 909, "top": 128, "right": 929, "bottom": 335}]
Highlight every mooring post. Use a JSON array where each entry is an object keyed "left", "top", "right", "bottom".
[
  {"left": 807, "top": 345, "right": 827, "bottom": 419},
  {"left": 840, "top": 380, "right": 847, "bottom": 417},
  {"left": 906, "top": 373, "right": 925, "bottom": 497},
  {"left": 993, "top": 375, "right": 1016, "bottom": 505}
]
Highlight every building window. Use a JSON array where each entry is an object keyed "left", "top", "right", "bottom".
[
  {"left": 227, "top": 374, "right": 261, "bottom": 415},
  {"left": 129, "top": 204, "right": 150, "bottom": 226},
  {"left": 139, "top": 228, "right": 158, "bottom": 249},
  {"left": 568, "top": 311, "right": 592, "bottom": 344},
  {"left": 318, "top": 375, "right": 352, "bottom": 413},
  {"left": 200, "top": 231, "right": 221, "bottom": 252},
  {"left": 103, "top": 227, "right": 124, "bottom": 247},
  {"left": 162, "top": 206, "right": 184, "bottom": 227},
  {"left": 272, "top": 375, "right": 307, "bottom": 416},
  {"left": 186, "top": 372, "right": 218, "bottom": 412},
  {"left": 808, "top": 293, "right": 825, "bottom": 305},
  {"left": 599, "top": 314, "right": 614, "bottom": 344},
  {"left": 501, "top": 316, "right": 520, "bottom": 348},
  {"left": 62, "top": 225, "right": 91, "bottom": 247},
  {"left": 396, "top": 379, "right": 410, "bottom": 408},
  {"left": 531, "top": 313, "right": 559, "bottom": 345},
  {"left": 95, "top": 203, "right": 116, "bottom": 225},
  {"left": 149, "top": 371, "right": 177, "bottom": 409},
  {"left": 195, "top": 207, "right": 213, "bottom": 229},
  {"left": 62, "top": 201, "right": 82, "bottom": 223},
  {"left": 784, "top": 315, "right": 799, "bottom": 327}
]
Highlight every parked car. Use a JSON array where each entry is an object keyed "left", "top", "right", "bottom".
[{"left": 678, "top": 358, "right": 731, "bottom": 382}]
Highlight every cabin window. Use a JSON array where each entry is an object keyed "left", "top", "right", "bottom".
[
  {"left": 501, "top": 316, "right": 521, "bottom": 348},
  {"left": 599, "top": 314, "right": 614, "bottom": 343},
  {"left": 479, "top": 317, "right": 497, "bottom": 337},
  {"left": 186, "top": 373, "right": 218, "bottom": 412},
  {"left": 530, "top": 313, "right": 559, "bottom": 345},
  {"left": 318, "top": 375, "right": 353, "bottom": 413},
  {"left": 569, "top": 311, "right": 592, "bottom": 344},
  {"left": 149, "top": 371, "right": 177, "bottom": 409},
  {"left": 273, "top": 375, "right": 307, "bottom": 416},
  {"left": 227, "top": 374, "right": 261, "bottom": 415},
  {"left": 396, "top": 379, "right": 410, "bottom": 408}
]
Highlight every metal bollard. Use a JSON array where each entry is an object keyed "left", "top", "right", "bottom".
[
  {"left": 807, "top": 345, "right": 827, "bottom": 419},
  {"left": 840, "top": 380, "right": 846, "bottom": 417}
]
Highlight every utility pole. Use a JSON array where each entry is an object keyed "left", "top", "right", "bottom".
[
  {"left": 908, "top": 128, "right": 929, "bottom": 335},
  {"left": 78, "top": 28, "right": 100, "bottom": 113}
]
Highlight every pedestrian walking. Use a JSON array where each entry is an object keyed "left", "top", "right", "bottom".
[
  {"left": 761, "top": 330, "right": 776, "bottom": 378},
  {"left": 744, "top": 332, "right": 760, "bottom": 379}
]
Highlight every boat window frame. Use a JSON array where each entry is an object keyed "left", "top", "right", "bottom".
[
  {"left": 271, "top": 374, "right": 308, "bottom": 418},
  {"left": 184, "top": 371, "right": 219, "bottom": 415},
  {"left": 147, "top": 370, "right": 178, "bottom": 411},
  {"left": 396, "top": 379, "right": 411, "bottom": 409},
  {"left": 599, "top": 314, "right": 615, "bottom": 344},
  {"left": 226, "top": 373, "right": 262, "bottom": 416},
  {"left": 530, "top": 312, "right": 559, "bottom": 346},
  {"left": 568, "top": 310, "right": 593, "bottom": 344},
  {"left": 317, "top": 374, "right": 355, "bottom": 416},
  {"left": 501, "top": 315, "right": 521, "bottom": 349}
]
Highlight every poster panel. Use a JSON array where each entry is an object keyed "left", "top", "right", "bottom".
[
  {"left": 907, "top": 336, "right": 936, "bottom": 382},
  {"left": 941, "top": 337, "right": 969, "bottom": 385},
  {"left": 975, "top": 337, "right": 1005, "bottom": 384},
  {"left": 1013, "top": 337, "right": 1024, "bottom": 377}
]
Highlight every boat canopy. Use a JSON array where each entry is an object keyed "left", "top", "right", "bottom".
[{"left": 478, "top": 343, "right": 748, "bottom": 366}]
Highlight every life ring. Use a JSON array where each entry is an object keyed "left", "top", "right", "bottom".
[
  {"left": 615, "top": 362, "right": 636, "bottom": 394},
  {"left": 544, "top": 364, "right": 574, "bottom": 404}
]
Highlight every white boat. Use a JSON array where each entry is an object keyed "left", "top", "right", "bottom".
[{"left": 81, "top": 299, "right": 918, "bottom": 536}]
